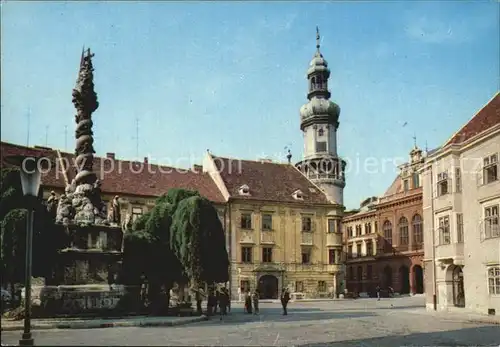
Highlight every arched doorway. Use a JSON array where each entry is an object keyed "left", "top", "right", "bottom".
[
  {"left": 258, "top": 275, "right": 278, "bottom": 299},
  {"left": 399, "top": 266, "right": 410, "bottom": 294},
  {"left": 357, "top": 266, "right": 363, "bottom": 293},
  {"left": 451, "top": 266, "right": 465, "bottom": 307},
  {"left": 383, "top": 266, "right": 392, "bottom": 289},
  {"left": 413, "top": 265, "right": 424, "bottom": 294}
]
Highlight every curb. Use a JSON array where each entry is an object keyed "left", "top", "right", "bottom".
[{"left": 1, "top": 315, "right": 208, "bottom": 331}]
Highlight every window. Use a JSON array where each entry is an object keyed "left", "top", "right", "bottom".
[
  {"left": 367, "top": 265, "right": 372, "bottom": 279},
  {"left": 412, "top": 173, "right": 420, "bottom": 188},
  {"left": 132, "top": 207, "right": 143, "bottom": 222},
  {"left": 348, "top": 245, "right": 353, "bottom": 258},
  {"left": 403, "top": 180, "right": 409, "bottom": 192},
  {"left": 437, "top": 171, "right": 449, "bottom": 196},
  {"left": 240, "top": 280, "right": 250, "bottom": 292},
  {"left": 348, "top": 226, "right": 353, "bottom": 238},
  {"left": 262, "top": 247, "right": 273, "bottom": 263},
  {"left": 483, "top": 154, "right": 498, "bottom": 184},
  {"left": 241, "top": 247, "right": 252, "bottom": 263},
  {"left": 316, "top": 141, "right": 327, "bottom": 152},
  {"left": 456, "top": 213, "right": 464, "bottom": 243},
  {"left": 356, "top": 243, "right": 362, "bottom": 257},
  {"left": 239, "top": 184, "right": 250, "bottom": 195},
  {"left": 318, "top": 280, "right": 327, "bottom": 292},
  {"left": 365, "top": 223, "right": 372, "bottom": 234},
  {"left": 302, "top": 216, "right": 312, "bottom": 232},
  {"left": 328, "top": 219, "right": 336, "bottom": 233},
  {"left": 374, "top": 221, "right": 378, "bottom": 233},
  {"left": 484, "top": 205, "right": 500, "bottom": 239},
  {"left": 455, "top": 168, "right": 462, "bottom": 192},
  {"left": 355, "top": 224, "right": 362, "bottom": 236},
  {"left": 318, "top": 128, "right": 324, "bottom": 137},
  {"left": 301, "top": 248, "right": 311, "bottom": 264},
  {"left": 399, "top": 217, "right": 409, "bottom": 245},
  {"left": 383, "top": 220, "right": 393, "bottom": 251},
  {"left": 296, "top": 281, "right": 304, "bottom": 292},
  {"left": 412, "top": 214, "right": 423, "bottom": 244},
  {"left": 439, "top": 216, "right": 451, "bottom": 245},
  {"left": 366, "top": 241, "right": 373, "bottom": 256},
  {"left": 241, "top": 213, "right": 252, "bottom": 229},
  {"left": 262, "top": 213, "right": 272, "bottom": 230},
  {"left": 487, "top": 266, "right": 500, "bottom": 295},
  {"left": 328, "top": 249, "right": 336, "bottom": 264}
]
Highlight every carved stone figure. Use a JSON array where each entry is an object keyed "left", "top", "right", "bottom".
[
  {"left": 46, "top": 191, "right": 59, "bottom": 217},
  {"left": 110, "top": 196, "right": 121, "bottom": 225}
]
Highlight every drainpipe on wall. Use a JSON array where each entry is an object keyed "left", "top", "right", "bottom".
[{"left": 430, "top": 165, "right": 438, "bottom": 311}]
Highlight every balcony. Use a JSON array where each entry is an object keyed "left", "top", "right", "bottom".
[
  {"left": 239, "top": 231, "right": 254, "bottom": 244},
  {"left": 260, "top": 231, "right": 275, "bottom": 244},
  {"left": 436, "top": 242, "right": 464, "bottom": 262},
  {"left": 326, "top": 232, "right": 343, "bottom": 246},
  {"left": 301, "top": 232, "right": 314, "bottom": 245}
]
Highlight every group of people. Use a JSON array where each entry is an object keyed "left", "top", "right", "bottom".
[
  {"left": 197, "top": 287, "right": 231, "bottom": 319},
  {"left": 243, "top": 288, "right": 291, "bottom": 315}
]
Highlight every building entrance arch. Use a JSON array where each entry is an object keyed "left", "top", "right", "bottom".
[
  {"left": 413, "top": 265, "right": 424, "bottom": 294},
  {"left": 450, "top": 265, "right": 465, "bottom": 307},
  {"left": 258, "top": 274, "right": 279, "bottom": 299},
  {"left": 399, "top": 265, "right": 410, "bottom": 294},
  {"left": 383, "top": 266, "right": 393, "bottom": 289}
]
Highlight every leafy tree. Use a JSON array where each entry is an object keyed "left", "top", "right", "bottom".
[
  {"left": 170, "top": 195, "right": 229, "bottom": 287},
  {"left": 120, "top": 188, "right": 229, "bottom": 313}
]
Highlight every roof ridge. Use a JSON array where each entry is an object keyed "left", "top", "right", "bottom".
[
  {"left": 443, "top": 92, "right": 500, "bottom": 147},
  {"left": 212, "top": 154, "right": 288, "bottom": 166}
]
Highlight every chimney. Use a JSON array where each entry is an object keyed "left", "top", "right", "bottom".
[
  {"left": 192, "top": 164, "right": 202, "bottom": 172},
  {"left": 144, "top": 157, "right": 148, "bottom": 164},
  {"left": 106, "top": 152, "right": 115, "bottom": 160}
]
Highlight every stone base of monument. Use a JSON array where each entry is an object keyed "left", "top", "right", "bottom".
[{"left": 28, "top": 284, "right": 126, "bottom": 317}]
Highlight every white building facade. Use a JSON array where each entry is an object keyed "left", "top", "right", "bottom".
[{"left": 421, "top": 93, "right": 500, "bottom": 316}]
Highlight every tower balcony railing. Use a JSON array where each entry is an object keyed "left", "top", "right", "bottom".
[{"left": 307, "top": 173, "right": 345, "bottom": 181}]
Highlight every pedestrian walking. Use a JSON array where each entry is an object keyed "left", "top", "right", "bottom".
[
  {"left": 219, "top": 288, "right": 229, "bottom": 320},
  {"left": 376, "top": 285, "right": 381, "bottom": 300},
  {"left": 251, "top": 290, "right": 260, "bottom": 315},
  {"left": 244, "top": 290, "right": 252, "bottom": 314},
  {"left": 280, "top": 288, "right": 290, "bottom": 315}
]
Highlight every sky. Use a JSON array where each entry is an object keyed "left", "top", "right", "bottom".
[{"left": 1, "top": 1, "right": 499, "bottom": 209}]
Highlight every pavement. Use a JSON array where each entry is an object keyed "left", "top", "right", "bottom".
[
  {"left": 1, "top": 315, "right": 208, "bottom": 331},
  {"left": 1, "top": 296, "right": 499, "bottom": 346}
]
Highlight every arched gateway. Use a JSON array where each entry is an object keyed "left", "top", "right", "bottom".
[{"left": 258, "top": 274, "right": 279, "bottom": 299}]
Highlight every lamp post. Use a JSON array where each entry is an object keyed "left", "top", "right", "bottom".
[{"left": 5, "top": 155, "right": 50, "bottom": 347}]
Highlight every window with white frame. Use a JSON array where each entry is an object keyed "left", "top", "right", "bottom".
[
  {"left": 456, "top": 213, "right": 464, "bottom": 243},
  {"left": 132, "top": 207, "right": 143, "bottom": 222},
  {"left": 301, "top": 216, "right": 312, "bottom": 232},
  {"left": 261, "top": 213, "right": 273, "bottom": 230},
  {"left": 455, "top": 168, "right": 462, "bottom": 193},
  {"left": 483, "top": 154, "right": 498, "bottom": 185},
  {"left": 487, "top": 266, "right": 500, "bottom": 295},
  {"left": 439, "top": 216, "right": 451, "bottom": 245},
  {"left": 484, "top": 205, "right": 499, "bottom": 239},
  {"left": 437, "top": 171, "right": 449, "bottom": 196}
]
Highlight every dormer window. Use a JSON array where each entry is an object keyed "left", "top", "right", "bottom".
[
  {"left": 293, "top": 189, "right": 304, "bottom": 200},
  {"left": 239, "top": 184, "right": 250, "bottom": 196}
]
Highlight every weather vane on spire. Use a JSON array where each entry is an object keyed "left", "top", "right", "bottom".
[
  {"left": 413, "top": 133, "right": 417, "bottom": 148},
  {"left": 316, "top": 26, "right": 321, "bottom": 52}
]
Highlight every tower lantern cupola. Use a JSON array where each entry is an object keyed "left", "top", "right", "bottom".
[{"left": 295, "top": 27, "right": 346, "bottom": 206}]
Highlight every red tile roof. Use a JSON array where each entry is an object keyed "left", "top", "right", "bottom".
[
  {"left": 210, "top": 155, "right": 330, "bottom": 204},
  {"left": 1, "top": 142, "right": 225, "bottom": 203},
  {"left": 444, "top": 92, "right": 500, "bottom": 147}
]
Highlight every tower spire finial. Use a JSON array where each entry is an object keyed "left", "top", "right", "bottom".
[
  {"left": 316, "top": 26, "right": 321, "bottom": 53},
  {"left": 413, "top": 133, "right": 417, "bottom": 149}
]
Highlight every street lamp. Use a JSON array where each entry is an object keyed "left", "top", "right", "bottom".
[{"left": 5, "top": 155, "right": 51, "bottom": 347}]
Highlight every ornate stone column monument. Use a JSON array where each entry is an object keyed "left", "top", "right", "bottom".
[{"left": 39, "top": 49, "right": 125, "bottom": 315}]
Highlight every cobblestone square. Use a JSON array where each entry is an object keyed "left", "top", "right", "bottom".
[{"left": 2, "top": 296, "right": 499, "bottom": 346}]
